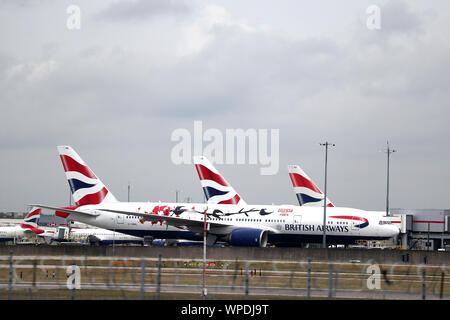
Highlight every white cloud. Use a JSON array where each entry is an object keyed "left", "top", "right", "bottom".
[{"left": 5, "top": 60, "right": 58, "bottom": 82}]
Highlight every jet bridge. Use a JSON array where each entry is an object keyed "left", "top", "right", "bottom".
[{"left": 390, "top": 209, "right": 450, "bottom": 250}]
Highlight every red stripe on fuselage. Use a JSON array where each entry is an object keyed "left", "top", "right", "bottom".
[
  {"left": 330, "top": 215, "right": 368, "bottom": 223},
  {"left": 60, "top": 155, "right": 97, "bottom": 179},
  {"left": 289, "top": 173, "right": 322, "bottom": 194},
  {"left": 195, "top": 164, "right": 228, "bottom": 187}
]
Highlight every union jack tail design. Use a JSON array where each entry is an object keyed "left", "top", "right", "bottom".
[
  {"left": 288, "top": 165, "right": 334, "bottom": 207},
  {"left": 57, "top": 146, "right": 118, "bottom": 207},
  {"left": 194, "top": 156, "right": 246, "bottom": 205},
  {"left": 21, "top": 207, "right": 44, "bottom": 234}
]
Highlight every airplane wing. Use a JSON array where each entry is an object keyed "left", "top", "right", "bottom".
[
  {"left": 29, "top": 205, "right": 100, "bottom": 217},
  {"left": 100, "top": 208, "right": 279, "bottom": 233},
  {"left": 100, "top": 208, "right": 229, "bottom": 229}
]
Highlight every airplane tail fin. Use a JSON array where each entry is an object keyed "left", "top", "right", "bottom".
[
  {"left": 288, "top": 165, "right": 334, "bottom": 207},
  {"left": 21, "top": 207, "right": 44, "bottom": 234},
  {"left": 193, "top": 156, "right": 246, "bottom": 205},
  {"left": 57, "top": 146, "right": 118, "bottom": 207}
]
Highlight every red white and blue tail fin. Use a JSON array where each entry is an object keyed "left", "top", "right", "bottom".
[
  {"left": 288, "top": 165, "right": 334, "bottom": 207},
  {"left": 21, "top": 207, "right": 44, "bottom": 234},
  {"left": 57, "top": 146, "right": 118, "bottom": 206},
  {"left": 193, "top": 156, "right": 246, "bottom": 205}
]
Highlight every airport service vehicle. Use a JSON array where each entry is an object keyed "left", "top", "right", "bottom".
[{"left": 34, "top": 146, "right": 399, "bottom": 247}]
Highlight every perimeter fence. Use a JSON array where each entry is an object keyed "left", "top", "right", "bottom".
[{"left": 1, "top": 251, "right": 449, "bottom": 300}]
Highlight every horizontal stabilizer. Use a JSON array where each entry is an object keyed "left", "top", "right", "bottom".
[{"left": 29, "top": 204, "right": 100, "bottom": 217}]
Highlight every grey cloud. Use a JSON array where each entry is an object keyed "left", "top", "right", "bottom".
[
  {"left": 1, "top": 1, "right": 450, "bottom": 211},
  {"left": 98, "top": 0, "right": 191, "bottom": 21},
  {"left": 381, "top": 1, "right": 424, "bottom": 36},
  {"left": 0, "top": 0, "right": 48, "bottom": 7}
]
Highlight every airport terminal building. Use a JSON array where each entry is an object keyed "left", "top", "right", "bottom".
[{"left": 390, "top": 208, "right": 450, "bottom": 251}]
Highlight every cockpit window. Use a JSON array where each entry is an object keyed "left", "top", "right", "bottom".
[{"left": 379, "top": 220, "right": 392, "bottom": 225}]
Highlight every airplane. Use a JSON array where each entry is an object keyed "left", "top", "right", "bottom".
[
  {"left": 48, "top": 145, "right": 203, "bottom": 242},
  {"left": 288, "top": 164, "right": 335, "bottom": 207},
  {"left": 0, "top": 218, "right": 25, "bottom": 227},
  {"left": 46, "top": 218, "right": 147, "bottom": 246},
  {"left": 33, "top": 147, "right": 399, "bottom": 247},
  {"left": 46, "top": 206, "right": 147, "bottom": 245},
  {"left": 192, "top": 156, "right": 397, "bottom": 245},
  {"left": 67, "top": 227, "right": 145, "bottom": 246},
  {"left": 0, "top": 207, "right": 55, "bottom": 242},
  {"left": 0, "top": 206, "right": 145, "bottom": 245}
]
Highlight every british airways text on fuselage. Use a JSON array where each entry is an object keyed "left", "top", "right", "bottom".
[{"left": 284, "top": 224, "right": 349, "bottom": 233}]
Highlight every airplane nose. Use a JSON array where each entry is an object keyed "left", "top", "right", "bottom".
[
  {"left": 379, "top": 224, "right": 400, "bottom": 238},
  {"left": 388, "top": 225, "right": 400, "bottom": 237}
]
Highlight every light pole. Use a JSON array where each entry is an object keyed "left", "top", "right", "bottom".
[
  {"left": 202, "top": 207, "right": 208, "bottom": 299},
  {"left": 320, "top": 141, "right": 335, "bottom": 249},
  {"left": 382, "top": 141, "right": 396, "bottom": 216}
]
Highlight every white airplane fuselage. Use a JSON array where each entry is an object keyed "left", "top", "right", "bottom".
[
  {"left": 63, "top": 206, "right": 203, "bottom": 241},
  {"left": 68, "top": 228, "right": 144, "bottom": 245},
  {"left": 64, "top": 202, "right": 399, "bottom": 246},
  {"left": 0, "top": 225, "right": 55, "bottom": 241},
  {"left": 0, "top": 225, "right": 26, "bottom": 241}
]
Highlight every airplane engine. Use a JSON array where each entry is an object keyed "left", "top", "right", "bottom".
[{"left": 228, "top": 228, "right": 268, "bottom": 247}]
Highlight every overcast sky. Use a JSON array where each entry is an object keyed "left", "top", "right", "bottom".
[{"left": 1, "top": 0, "right": 449, "bottom": 213}]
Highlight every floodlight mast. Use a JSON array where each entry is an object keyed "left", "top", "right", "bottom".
[
  {"left": 202, "top": 207, "right": 207, "bottom": 299},
  {"left": 320, "top": 141, "right": 335, "bottom": 249},
  {"left": 383, "top": 141, "right": 396, "bottom": 217}
]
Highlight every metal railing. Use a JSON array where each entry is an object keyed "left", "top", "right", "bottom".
[{"left": 0, "top": 251, "right": 449, "bottom": 300}]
